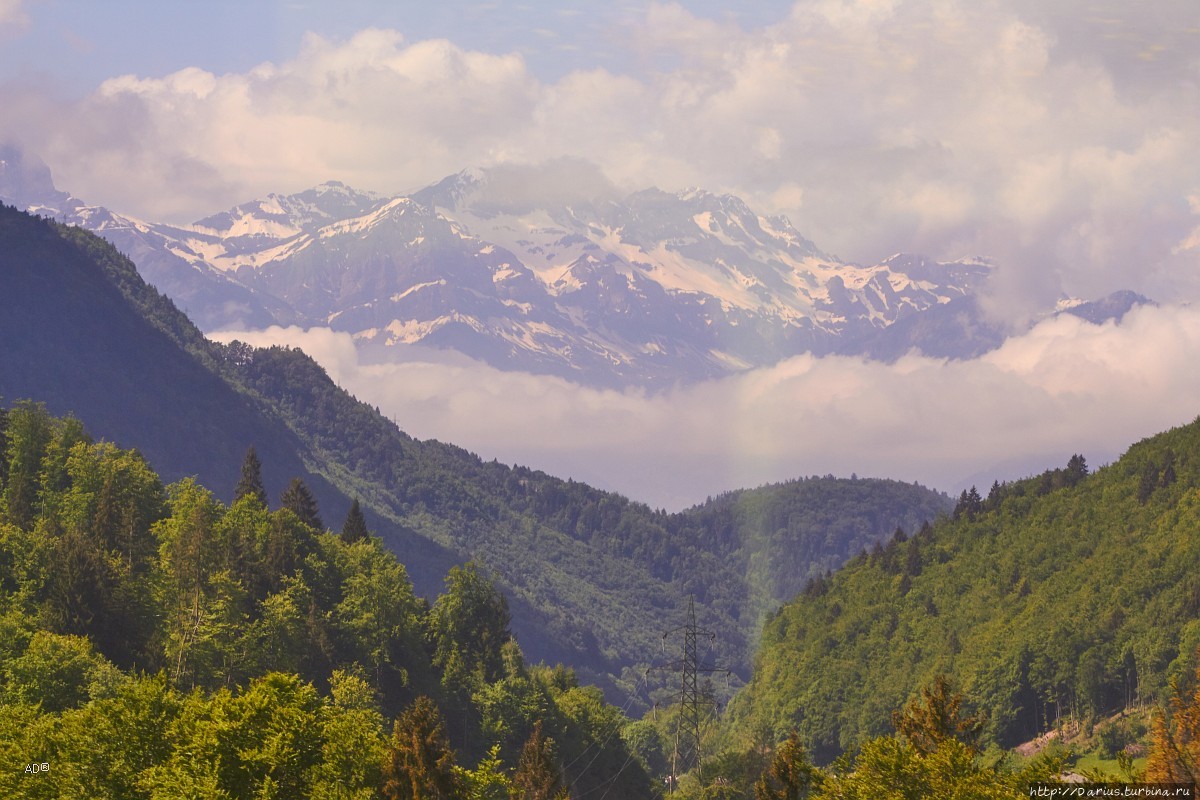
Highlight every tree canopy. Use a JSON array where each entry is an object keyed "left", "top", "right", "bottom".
[{"left": 0, "top": 403, "right": 653, "bottom": 797}]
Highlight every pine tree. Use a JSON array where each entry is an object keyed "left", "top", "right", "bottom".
[
  {"left": 953, "top": 486, "right": 983, "bottom": 521},
  {"left": 891, "top": 675, "right": 983, "bottom": 755},
  {"left": 2, "top": 401, "right": 53, "bottom": 528},
  {"left": 510, "top": 720, "right": 568, "bottom": 800},
  {"left": 965, "top": 485, "right": 982, "bottom": 518},
  {"left": 341, "top": 498, "right": 370, "bottom": 544},
  {"left": 1137, "top": 462, "right": 1160, "bottom": 504},
  {"left": 280, "top": 477, "right": 322, "bottom": 530},
  {"left": 904, "top": 538, "right": 922, "bottom": 578},
  {"left": 234, "top": 446, "right": 267, "bottom": 506},
  {"left": 1065, "top": 454, "right": 1088, "bottom": 486},
  {"left": 754, "top": 730, "right": 817, "bottom": 800},
  {"left": 382, "top": 696, "right": 460, "bottom": 800}
]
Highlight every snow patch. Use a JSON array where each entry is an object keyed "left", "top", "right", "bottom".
[{"left": 390, "top": 280, "right": 447, "bottom": 303}]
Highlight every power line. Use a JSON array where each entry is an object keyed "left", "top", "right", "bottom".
[{"left": 651, "top": 594, "right": 730, "bottom": 795}]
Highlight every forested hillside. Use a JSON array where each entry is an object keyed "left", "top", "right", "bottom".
[
  {"left": 0, "top": 403, "right": 652, "bottom": 797},
  {"left": 0, "top": 203, "right": 948, "bottom": 698},
  {"left": 725, "top": 418, "right": 1200, "bottom": 763}
]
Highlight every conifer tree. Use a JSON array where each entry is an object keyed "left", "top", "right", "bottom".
[
  {"left": 891, "top": 675, "right": 983, "bottom": 755},
  {"left": 280, "top": 477, "right": 323, "bottom": 530},
  {"left": 510, "top": 720, "right": 568, "bottom": 800},
  {"left": 2, "top": 400, "right": 53, "bottom": 528},
  {"left": 904, "top": 538, "right": 922, "bottom": 578},
  {"left": 1138, "top": 461, "right": 1160, "bottom": 504},
  {"left": 754, "top": 730, "right": 817, "bottom": 800},
  {"left": 234, "top": 446, "right": 267, "bottom": 506},
  {"left": 382, "top": 695, "right": 460, "bottom": 800},
  {"left": 1065, "top": 454, "right": 1089, "bottom": 486},
  {"left": 341, "top": 498, "right": 370, "bottom": 544}
]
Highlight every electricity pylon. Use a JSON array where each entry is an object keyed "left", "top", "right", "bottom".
[{"left": 653, "top": 595, "right": 730, "bottom": 795}]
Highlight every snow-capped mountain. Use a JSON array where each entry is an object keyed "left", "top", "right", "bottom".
[
  {"left": 235, "top": 168, "right": 999, "bottom": 384},
  {"left": 3, "top": 152, "right": 1142, "bottom": 388},
  {"left": 1, "top": 147, "right": 296, "bottom": 330}
]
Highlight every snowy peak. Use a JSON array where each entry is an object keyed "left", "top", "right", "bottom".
[
  {"left": 7, "top": 150, "right": 1149, "bottom": 388},
  {"left": 193, "top": 181, "right": 384, "bottom": 239},
  {"left": 410, "top": 167, "right": 487, "bottom": 212}
]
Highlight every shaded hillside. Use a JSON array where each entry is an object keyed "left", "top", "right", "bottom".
[
  {"left": 0, "top": 202, "right": 308, "bottom": 493},
  {"left": 726, "top": 423, "right": 1200, "bottom": 763},
  {"left": 0, "top": 204, "right": 949, "bottom": 698},
  {"left": 0, "top": 203, "right": 464, "bottom": 607}
]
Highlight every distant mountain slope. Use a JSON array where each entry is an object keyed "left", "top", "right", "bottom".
[
  {"left": 13, "top": 151, "right": 1115, "bottom": 389},
  {"left": 0, "top": 203, "right": 950, "bottom": 700},
  {"left": 725, "top": 421, "right": 1200, "bottom": 762},
  {"left": 673, "top": 477, "right": 951, "bottom": 639}
]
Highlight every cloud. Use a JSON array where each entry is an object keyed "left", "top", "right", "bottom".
[
  {"left": 213, "top": 303, "right": 1200, "bottom": 511},
  {"left": 4, "top": 1, "right": 1198, "bottom": 319},
  {"left": 0, "top": 0, "right": 28, "bottom": 35}
]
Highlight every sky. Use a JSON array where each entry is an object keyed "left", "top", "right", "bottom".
[{"left": 4, "top": 0, "right": 1200, "bottom": 507}]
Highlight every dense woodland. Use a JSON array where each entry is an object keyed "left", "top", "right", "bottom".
[
  {"left": 4, "top": 414, "right": 1200, "bottom": 798},
  {"left": 722, "top": 415, "right": 1200, "bottom": 766},
  {"left": 0, "top": 402, "right": 654, "bottom": 797}
]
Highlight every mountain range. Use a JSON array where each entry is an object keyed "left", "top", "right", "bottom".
[
  {"left": 0, "top": 202, "right": 951, "bottom": 703},
  {"left": 5, "top": 160, "right": 1198, "bottom": 787},
  {"left": 1, "top": 148, "right": 1147, "bottom": 389}
]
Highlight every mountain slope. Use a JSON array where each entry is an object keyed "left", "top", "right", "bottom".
[
  {"left": 0, "top": 203, "right": 950, "bottom": 699},
  {"left": 0, "top": 202, "right": 308, "bottom": 496},
  {"left": 725, "top": 424, "right": 1200, "bottom": 762}
]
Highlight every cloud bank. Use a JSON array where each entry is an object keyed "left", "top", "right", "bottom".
[
  {"left": 3, "top": 1, "right": 1198, "bottom": 319},
  {"left": 214, "top": 303, "right": 1200, "bottom": 510}
]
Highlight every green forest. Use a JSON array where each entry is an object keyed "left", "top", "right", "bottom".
[
  {"left": 622, "top": 420, "right": 1200, "bottom": 798},
  {"left": 0, "top": 402, "right": 652, "bottom": 797},
  {"left": 716, "top": 414, "right": 1200, "bottom": 772},
  {"left": 5, "top": 406, "right": 1199, "bottom": 800}
]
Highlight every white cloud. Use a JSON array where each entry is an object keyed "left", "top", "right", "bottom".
[
  {"left": 4, "top": 1, "right": 1198, "bottom": 317},
  {"left": 213, "top": 303, "right": 1200, "bottom": 510}
]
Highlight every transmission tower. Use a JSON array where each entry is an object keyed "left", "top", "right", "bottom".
[{"left": 652, "top": 595, "right": 730, "bottom": 795}]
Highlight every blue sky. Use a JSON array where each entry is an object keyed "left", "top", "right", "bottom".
[{"left": 0, "top": 1, "right": 791, "bottom": 93}]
